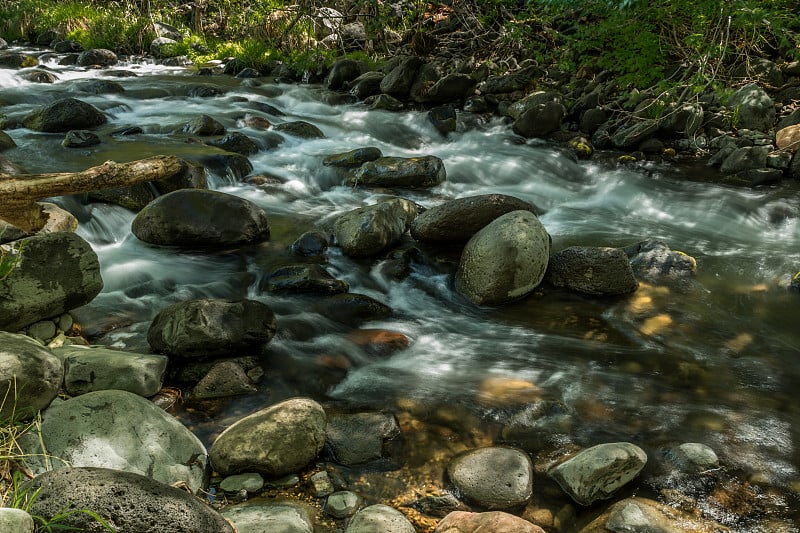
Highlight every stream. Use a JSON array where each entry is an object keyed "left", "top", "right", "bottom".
[{"left": 2, "top": 50, "right": 799, "bottom": 530}]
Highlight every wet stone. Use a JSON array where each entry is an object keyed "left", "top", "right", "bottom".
[
  {"left": 344, "top": 504, "right": 415, "bottom": 533},
  {"left": 447, "top": 446, "right": 534, "bottom": 510},
  {"left": 666, "top": 442, "right": 720, "bottom": 473},
  {"left": 220, "top": 473, "right": 265, "bottom": 494},
  {"left": 62, "top": 129, "right": 101, "bottom": 148},
  {"left": 261, "top": 264, "right": 348, "bottom": 295},
  {"left": 326, "top": 491, "right": 360, "bottom": 519},
  {"left": 310, "top": 471, "right": 335, "bottom": 498},
  {"left": 291, "top": 231, "right": 329, "bottom": 257},
  {"left": 326, "top": 412, "right": 401, "bottom": 466}
]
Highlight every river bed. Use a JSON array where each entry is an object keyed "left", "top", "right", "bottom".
[{"left": 2, "top": 50, "right": 799, "bottom": 530}]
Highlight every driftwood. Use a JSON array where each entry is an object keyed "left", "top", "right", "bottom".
[{"left": 0, "top": 155, "right": 183, "bottom": 233}]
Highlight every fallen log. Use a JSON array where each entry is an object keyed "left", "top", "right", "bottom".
[{"left": 0, "top": 155, "right": 183, "bottom": 233}]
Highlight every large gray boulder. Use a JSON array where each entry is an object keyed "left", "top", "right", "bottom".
[
  {"left": 726, "top": 83, "right": 776, "bottom": 132},
  {"left": 410, "top": 194, "right": 538, "bottom": 244},
  {"left": 22, "top": 467, "right": 233, "bottom": 532},
  {"left": 346, "top": 156, "right": 446, "bottom": 188},
  {"left": 548, "top": 442, "right": 647, "bottom": 506},
  {"left": 426, "top": 73, "right": 477, "bottom": 104},
  {"left": 333, "top": 199, "right": 416, "bottom": 257},
  {"left": 148, "top": 298, "right": 277, "bottom": 359},
  {"left": 455, "top": 210, "right": 550, "bottom": 305},
  {"left": 22, "top": 97, "right": 106, "bottom": 132},
  {"left": 55, "top": 345, "right": 167, "bottom": 397},
  {"left": 209, "top": 397, "right": 327, "bottom": 476},
  {"left": 545, "top": 246, "right": 638, "bottom": 296},
  {"left": 132, "top": 189, "right": 270, "bottom": 247},
  {"left": 21, "top": 390, "right": 210, "bottom": 493},
  {"left": 344, "top": 504, "right": 415, "bottom": 533},
  {"left": 0, "top": 232, "right": 103, "bottom": 332},
  {"left": 0, "top": 332, "right": 63, "bottom": 420},
  {"left": 719, "top": 145, "right": 770, "bottom": 174},
  {"left": 434, "top": 511, "right": 546, "bottom": 533},
  {"left": 447, "top": 447, "right": 533, "bottom": 510}
]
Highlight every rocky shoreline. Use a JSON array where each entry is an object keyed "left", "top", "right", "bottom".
[{"left": 1, "top": 30, "right": 799, "bottom": 533}]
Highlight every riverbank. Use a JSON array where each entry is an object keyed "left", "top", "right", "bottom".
[{"left": 2, "top": 17, "right": 800, "bottom": 533}]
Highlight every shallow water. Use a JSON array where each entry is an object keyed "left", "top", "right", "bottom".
[{"left": 2, "top": 51, "right": 799, "bottom": 529}]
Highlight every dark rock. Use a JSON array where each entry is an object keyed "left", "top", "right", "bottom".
[
  {"left": 261, "top": 264, "right": 348, "bottom": 295},
  {"left": 346, "top": 156, "right": 446, "bottom": 188},
  {"left": 23, "top": 97, "right": 106, "bottom": 132},
  {"left": 274, "top": 120, "right": 325, "bottom": 139},
  {"left": 191, "top": 360, "right": 257, "bottom": 399},
  {"left": 364, "top": 93, "right": 404, "bottom": 111},
  {"left": 726, "top": 83, "right": 775, "bottom": 132},
  {"left": 0, "top": 130, "right": 15, "bottom": 151},
  {"left": 736, "top": 167, "right": 784, "bottom": 186},
  {"left": 611, "top": 119, "right": 659, "bottom": 149},
  {"left": 77, "top": 48, "right": 118, "bottom": 67},
  {"left": 732, "top": 58, "right": 784, "bottom": 86},
  {"left": 36, "top": 29, "right": 60, "bottom": 46},
  {"left": 19, "top": 69, "right": 58, "bottom": 83},
  {"left": 53, "top": 39, "right": 83, "bottom": 53},
  {"left": 720, "top": 145, "right": 769, "bottom": 174},
  {"left": 624, "top": 240, "right": 697, "bottom": 282},
  {"left": 182, "top": 114, "right": 225, "bottom": 135},
  {"left": 148, "top": 298, "right": 277, "bottom": 359},
  {"left": 426, "top": 73, "right": 477, "bottom": 103},
  {"left": 580, "top": 108, "right": 608, "bottom": 134},
  {"left": 73, "top": 79, "right": 125, "bottom": 94},
  {"left": 132, "top": 189, "right": 269, "bottom": 247},
  {"left": 315, "top": 293, "right": 392, "bottom": 326},
  {"left": 0, "top": 52, "right": 37, "bottom": 68},
  {"left": 480, "top": 65, "right": 541, "bottom": 94},
  {"left": 326, "top": 58, "right": 366, "bottom": 90},
  {"left": 409, "top": 62, "right": 441, "bottom": 103},
  {"left": 62, "top": 129, "right": 100, "bottom": 148},
  {"left": 428, "top": 105, "right": 457, "bottom": 136},
  {"left": 208, "top": 132, "right": 259, "bottom": 155},
  {"left": 291, "top": 231, "right": 329, "bottom": 257},
  {"left": 326, "top": 412, "right": 401, "bottom": 465},
  {"left": 659, "top": 103, "right": 703, "bottom": 137},
  {"left": 22, "top": 468, "right": 233, "bottom": 532},
  {"left": 261, "top": 131, "right": 285, "bottom": 150},
  {"left": 187, "top": 84, "right": 224, "bottom": 97},
  {"left": 323, "top": 146, "right": 382, "bottom": 168},
  {"left": 513, "top": 101, "right": 565, "bottom": 138},
  {"left": 447, "top": 447, "right": 533, "bottom": 509},
  {"left": 0, "top": 232, "right": 102, "bottom": 332},
  {"left": 153, "top": 159, "right": 207, "bottom": 194},
  {"left": 197, "top": 151, "right": 253, "bottom": 180},
  {"left": 348, "top": 71, "right": 384, "bottom": 99},
  {"left": 380, "top": 56, "right": 424, "bottom": 99},
  {"left": 88, "top": 184, "right": 157, "bottom": 211},
  {"left": 333, "top": 199, "right": 416, "bottom": 257},
  {"left": 235, "top": 67, "right": 261, "bottom": 78},
  {"left": 111, "top": 126, "right": 144, "bottom": 136},
  {"left": 545, "top": 246, "right": 639, "bottom": 296},
  {"left": 411, "top": 194, "right": 538, "bottom": 244}
]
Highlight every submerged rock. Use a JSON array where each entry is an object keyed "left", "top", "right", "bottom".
[
  {"left": 22, "top": 467, "right": 233, "bottom": 532},
  {"left": 323, "top": 146, "right": 383, "bottom": 167},
  {"left": 577, "top": 497, "right": 727, "bottom": 533},
  {"left": 314, "top": 293, "right": 392, "bottom": 326},
  {"left": 624, "top": 240, "right": 697, "bottom": 282},
  {"left": 455, "top": 210, "right": 550, "bottom": 306},
  {"left": 345, "top": 504, "right": 415, "bottom": 533},
  {"left": 261, "top": 264, "right": 348, "bottom": 295},
  {"left": 326, "top": 411, "right": 401, "bottom": 465},
  {"left": 548, "top": 442, "right": 647, "bottom": 506},
  {"left": 209, "top": 397, "right": 327, "bottom": 477},
  {"left": 435, "top": 511, "right": 546, "bottom": 533},
  {"left": 447, "top": 447, "right": 534, "bottom": 510},
  {"left": 545, "top": 246, "right": 638, "bottom": 296}
]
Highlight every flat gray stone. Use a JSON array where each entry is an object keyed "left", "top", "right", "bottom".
[
  {"left": 56, "top": 345, "right": 167, "bottom": 397},
  {"left": 344, "top": 504, "right": 415, "bottom": 533},
  {"left": 0, "top": 332, "right": 63, "bottom": 420},
  {"left": 326, "top": 491, "right": 360, "bottom": 518},
  {"left": 220, "top": 473, "right": 265, "bottom": 494},
  {"left": 222, "top": 503, "right": 313, "bottom": 533},
  {"left": 548, "top": 442, "right": 647, "bottom": 506}
]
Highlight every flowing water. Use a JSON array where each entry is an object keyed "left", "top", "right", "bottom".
[{"left": 2, "top": 50, "right": 800, "bottom": 529}]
